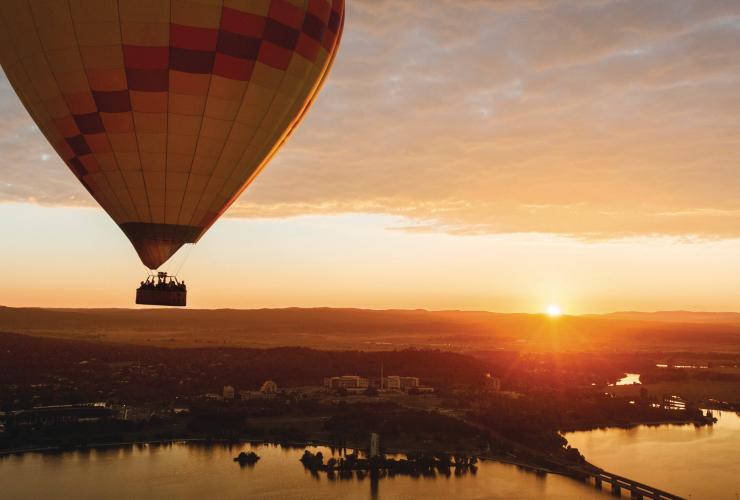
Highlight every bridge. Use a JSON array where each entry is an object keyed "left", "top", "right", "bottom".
[
  {"left": 572, "top": 466, "right": 684, "bottom": 499},
  {"left": 441, "top": 412, "right": 686, "bottom": 499},
  {"left": 481, "top": 455, "right": 684, "bottom": 499}
]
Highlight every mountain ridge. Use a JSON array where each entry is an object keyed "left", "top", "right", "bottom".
[{"left": 0, "top": 305, "right": 738, "bottom": 353}]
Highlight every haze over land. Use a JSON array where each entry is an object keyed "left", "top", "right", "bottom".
[
  {"left": 0, "top": 2, "right": 738, "bottom": 498},
  {"left": 1, "top": 306, "right": 738, "bottom": 353}
]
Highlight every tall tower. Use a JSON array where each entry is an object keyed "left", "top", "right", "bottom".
[
  {"left": 380, "top": 360, "right": 384, "bottom": 390},
  {"left": 370, "top": 432, "right": 380, "bottom": 458}
]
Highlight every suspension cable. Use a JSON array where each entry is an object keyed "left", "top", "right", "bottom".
[{"left": 172, "top": 244, "right": 194, "bottom": 278}]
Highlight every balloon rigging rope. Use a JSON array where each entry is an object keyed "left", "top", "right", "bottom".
[{"left": 172, "top": 244, "right": 194, "bottom": 278}]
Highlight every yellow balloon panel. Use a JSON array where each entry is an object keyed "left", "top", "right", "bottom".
[{"left": 0, "top": 0, "right": 345, "bottom": 269}]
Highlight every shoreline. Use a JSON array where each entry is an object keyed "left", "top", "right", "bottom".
[
  {"left": 559, "top": 416, "right": 716, "bottom": 434},
  {"left": 0, "top": 437, "right": 571, "bottom": 483},
  {"left": 0, "top": 436, "right": 435, "bottom": 459},
  {"left": 0, "top": 414, "right": 711, "bottom": 459}
]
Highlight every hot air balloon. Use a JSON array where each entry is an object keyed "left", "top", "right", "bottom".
[{"left": 0, "top": 0, "right": 344, "bottom": 305}]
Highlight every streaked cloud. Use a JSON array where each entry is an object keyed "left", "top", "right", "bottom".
[{"left": 1, "top": 0, "right": 739, "bottom": 238}]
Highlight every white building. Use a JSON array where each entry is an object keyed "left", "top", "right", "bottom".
[
  {"left": 324, "top": 375, "right": 369, "bottom": 390},
  {"left": 384, "top": 376, "right": 420, "bottom": 391},
  {"left": 399, "top": 376, "right": 419, "bottom": 390},
  {"left": 260, "top": 380, "right": 278, "bottom": 394},
  {"left": 239, "top": 381, "right": 280, "bottom": 400},
  {"left": 384, "top": 376, "right": 401, "bottom": 390}
]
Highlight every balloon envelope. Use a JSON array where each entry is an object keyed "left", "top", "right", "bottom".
[{"left": 0, "top": 0, "right": 344, "bottom": 268}]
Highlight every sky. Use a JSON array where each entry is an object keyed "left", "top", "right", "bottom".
[{"left": 1, "top": 0, "right": 740, "bottom": 312}]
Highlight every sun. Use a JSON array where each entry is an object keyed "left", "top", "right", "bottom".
[{"left": 546, "top": 304, "right": 562, "bottom": 317}]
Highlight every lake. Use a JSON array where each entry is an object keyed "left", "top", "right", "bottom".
[
  {"left": 0, "top": 441, "right": 604, "bottom": 500},
  {"left": 614, "top": 373, "right": 641, "bottom": 386},
  {"left": 1, "top": 412, "right": 738, "bottom": 499},
  {"left": 564, "top": 410, "right": 740, "bottom": 499}
]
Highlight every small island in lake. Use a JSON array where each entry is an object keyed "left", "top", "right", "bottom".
[
  {"left": 234, "top": 451, "right": 260, "bottom": 466},
  {"left": 300, "top": 449, "right": 478, "bottom": 479}
]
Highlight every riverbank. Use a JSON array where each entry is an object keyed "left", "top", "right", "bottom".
[
  {"left": 0, "top": 439, "right": 612, "bottom": 499},
  {"left": 0, "top": 435, "right": 482, "bottom": 460},
  {"left": 1, "top": 412, "right": 713, "bottom": 464},
  {"left": 4, "top": 421, "right": 722, "bottom": 499},
  {"left": 0, "top": 437, "right": 206, "bottom": 457},
  {"left": 558, "top": 414, "right": 716, "bottom": 433},
  {"left": 563, "top": 410, "right": 740, "bottom": 499}
]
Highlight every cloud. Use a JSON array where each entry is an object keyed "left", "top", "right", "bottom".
[
  {"left": 0, "top": 77, "right": 84, "bottom": 206},
  {"left": 1, "top": 0, "right": 740, "bottom": 239}
]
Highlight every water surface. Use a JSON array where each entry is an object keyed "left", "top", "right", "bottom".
[
  {"left": 614, "top": 373, "right": 641, "bottom": 386},
  {"left": 3, "top": 412, "right": 737, "bottom": 499},
  {"left": 0, "top": 442, "right": 604, "bottom": 499},
  {"left": 564, "top": 410, "right": 740, "bottom": 499}
]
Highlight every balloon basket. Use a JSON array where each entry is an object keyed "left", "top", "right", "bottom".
[{"left": 136, "top": 272, "right": 187, "bottom": 307}]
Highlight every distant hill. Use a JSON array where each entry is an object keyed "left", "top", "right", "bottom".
[
  {"left": 591, "top": 311, "right": 740, "bottom": 324},
  {"left": 0, "top": 306, "right": 738, "bottom": 353}
]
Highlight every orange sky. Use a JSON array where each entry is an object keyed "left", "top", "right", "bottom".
[{"left": 1, "top": 1, "right": 740, "bottom": 311}]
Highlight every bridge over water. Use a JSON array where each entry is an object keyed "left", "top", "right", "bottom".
[
  {"left": 456, "top": 413, "right": 686, "bottom": 499},
  {"left": 580, "top": 467, "right": 684, "bottom": 499},
  {"left": 482, "top": 456, "right": 684, "bottom": 499}
]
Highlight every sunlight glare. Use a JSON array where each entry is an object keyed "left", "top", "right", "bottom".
[{"left": 546, "top": 304, "right": 562, "bottom": 317}]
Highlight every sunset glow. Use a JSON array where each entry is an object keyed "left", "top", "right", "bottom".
[
  {"left": 546, "top": 305, "right": 563, "bottom": 317},
  {"left": 0, "top": 1, "right": 739, "bottom": 312},
  {"left": 0, "top": 3, "right": 737, "bottom": 498}
]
